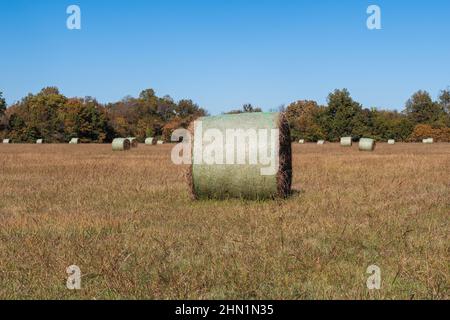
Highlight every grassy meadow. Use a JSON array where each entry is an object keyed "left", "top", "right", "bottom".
[{"left": 0, "top": 143, "right": 448, "bottom": 299}]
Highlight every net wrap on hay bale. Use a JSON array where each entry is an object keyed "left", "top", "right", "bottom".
[
  {"left": 359, "top": 138, "right": 376, "bottom": 151},
  {"left": 340, "top": 137, "right": 352, "bottom": 147},
  {"left": 187, "top": 112, "right": 292, "bottom": 200},
  {"left": 112, "top": 138, "right": 131, "bottom": 151}
]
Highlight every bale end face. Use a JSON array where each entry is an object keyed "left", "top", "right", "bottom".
[{"left": 127, "top": 138, "right": 138, "bottom": 148}]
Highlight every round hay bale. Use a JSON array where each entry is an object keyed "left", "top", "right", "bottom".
[
  {"left": 317, "top": 140, "right": 325, "bottom": 145},
  {"left": 388, "top": 139, "right": 395, "bottom": 145},
  {"left": 3, "top": 139, "right": 11, "bottom": 144},
  {"left": 145, "top": 137, "right": 155, "bottom": 145},
  {"left": 188, "top": 112, "right": 292, "bottom": 200},
  {"left": 340, "top": 137, "right": 352, "bottom": 147},
  {"left": 423, "top": 138, "right": 434, "bottom": 144},
  {"left": 359, "top": 138, "right": 376, "bottom": 151},
  {"left": 157, "top": 140, "right": 164, "bottom": 145},
  {"left": 127, "top": 137, "right": 138, "bottom": 148},
  {"left": 112, "top": 138, "right": 131, "bottom": 151},
  {"left": 299, "top": 139, "right": 305, "bottom": 144},
  {"left": 36, "top": 139, "right": 43, "bottom": 144},
  {"left": 69, "top": 138, "right": 80, "bottom": 144}
]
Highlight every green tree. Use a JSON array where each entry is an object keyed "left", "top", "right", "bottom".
[
  {"left": 404, "top": 90, "right": 443, "bottom": 125},
  {"left": 60, "top": 98, "right": 112, "bottom": 142},
  {"left": 438, "top": 89, "right": 450, "bottom": 113},
  {"left": 321, "top": 89, "right": 365, "bottom": 141},
  {"left": 0, "top": 91, "right": 6, "bottom": 117}
]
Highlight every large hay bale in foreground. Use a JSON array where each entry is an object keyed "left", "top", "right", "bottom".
[
  {"left": 388, "top": 139, "right": 395, "bottom": 145},
  {"left": 145, "top": 137, "right": 154, "bottom": 145},
  {"left": 3, "top": 139, "right": 11, "bottom": 144},
  {"left": 340, "top": 137, "right": 352, "bottom": 147},
  {"left": 112, "top": 138, "right": 131, "bottom": 151},
  {"left": 69, "top": 138, "right": 80, "bottom": 144},
  {"left": 359, "top": 138, "right": 376, "bottom": 151},
  {"left": 36, "top": 139, "right": 43, "bottom": 144},
  {"left": 188, "top": 112, "right": 292, "bottom": 200},
  {"left": 127, "top": 137, "right": 138, "bottom": 148}
]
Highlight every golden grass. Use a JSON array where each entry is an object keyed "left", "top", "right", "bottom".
[{"left": 0, "top": 143, "right": 449, "bottom": 299}]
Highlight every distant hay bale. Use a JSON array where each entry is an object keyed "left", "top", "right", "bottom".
[
  {"left": 157, "top": 140, "right": 164, "bottom": 145},
  {"left": 145, "top": 137, "right": 155, "bottom": 145},
  {"left": 359, "top": 138, "right": 376, "bottom": 151},
  {"left": 3, "top": 139, "right": 11, "bottom": 144},
  {"left": 340, "top": 137, "right": 352, "bottom": 147},
  {"left": 317, "top": 140, "right": 325, "bottom": 145},
  {"left": 112, "top": 138, "right": 131, "bottom": 151},
  {"left": 69, "top": 138, "right": 80, "bottom": 144},
  {"left": 423, "top": 138, "right": 434, "bottom": 144},
  {"left": 388, "top": 139, "right": 395, "bottom": 145},
  {"left": 188, "top": 112, "right": 292, "bottom": 200},
  {"left": 299, "top": 139, "right": 305, "bottom": 144},
  {"left": 127, "top": 137, "right": 138, "bottom": 148},
  {"left": 36, "top": 139, "right": 43, "bottom": 144}
]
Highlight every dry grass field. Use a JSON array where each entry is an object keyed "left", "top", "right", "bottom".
[{"left": 0, "top": 143, "right": 448, "bottom": 300}]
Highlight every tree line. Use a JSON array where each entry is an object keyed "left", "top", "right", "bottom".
[
  {"left": 285, "top": 88, "right": 450, "bottom": 142},
  {"left": 0, "top": 87, "right": 449, "bottom": 143},
  {"left": 0, "top": 87, "right": 207, "bottom": 143}
]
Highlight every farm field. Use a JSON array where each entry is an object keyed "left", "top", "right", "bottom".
[{"left": 0, "top": 143, "right": 448, "bottom": 299}]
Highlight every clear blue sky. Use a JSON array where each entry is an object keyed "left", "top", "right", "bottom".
[{"left": 1, "top": 0, "right": 449, "bottom": 114}]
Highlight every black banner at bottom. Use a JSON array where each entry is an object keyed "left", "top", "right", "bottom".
[{"left": 1, "top": 300, "right": 442, "bottom": 319}]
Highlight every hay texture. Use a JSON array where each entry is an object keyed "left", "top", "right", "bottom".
[
  {"left": 388, "top": 139, "right": 395, "bottom": 145},
  {"left": 340, "top": 137, "right": 352, "bottom": 147},
  {"left": 317, "top": 140, "right": 325, "bottom": 145},
  {"left": 188, "top": 112, "right": 292, "bottom": 200},
  {"left": 359, "top": 138, "right": 376, "bottom": 151},
  {"left": 69, "top": 138, "right": 80, "bottom": 144},
  {"left": 112, "top": 138, "right": 131, "bottom": 151},
  {"left": 3, "top": 139, "right": 11, "bottom": 144},
  {"left": 145, "top": 137, "right": 155, "bottom": 145},
  {"left": 127, "top": 137, "right": 138, "bottom": 148},
  {"left": 36, "top": 139, "right": 43, "bottom": 144}
]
